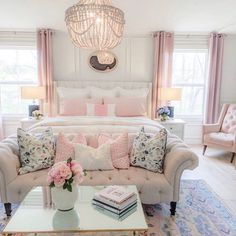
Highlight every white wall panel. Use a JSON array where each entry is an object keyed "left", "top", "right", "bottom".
[
  {"left": 53, "top": 32, "right": 153, "bottom": 82},
  {"left": 221, "top": 35, "right": 236, "bottom": 104},
  {"left": 130, "top": 37, "right": 153, "bottom": 81},
  {"left": 53, "top": 32, "right": 76, "bottom": 81}
]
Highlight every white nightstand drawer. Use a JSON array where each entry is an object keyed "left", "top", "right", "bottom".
[
  {"left": 155, "top": 119, "right": 186, "bottom": 140},
  {"left": 20, "top": 118, "right": 43, "bottom": 130},
  {"left": 164, "top": 124, "right": 182, "bottom": 133}
]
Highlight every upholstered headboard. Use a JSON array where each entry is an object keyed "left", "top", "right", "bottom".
[{"left": 54, "top": 81, "right": 153, "bottom": 117}]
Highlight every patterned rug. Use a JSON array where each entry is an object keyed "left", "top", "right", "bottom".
[{"left": 1, "top": 180, "right": 236, "bottom": 236}]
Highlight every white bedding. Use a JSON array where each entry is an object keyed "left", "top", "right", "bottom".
[{"left": 29, "top": 116, "right": 164, "bottom": 135}]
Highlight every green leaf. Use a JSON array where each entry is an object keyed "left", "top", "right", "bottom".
[
  {"left": 67, "top": 157, "right": 72, "bottom": 164},
  {"left": 67, "top": 184, "right": 72, "bottom": 192},
  {"left": 68, "top": 178, "right": 73, "bottom": 184},
  {"left": 63, "top": 182, "right": 67, "bottom": 190},
  {"left": 49, "top": 182, "right": 55, "bottom": 188}
]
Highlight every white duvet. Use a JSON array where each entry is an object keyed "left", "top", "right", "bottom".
[{"left": 29, "top": 116, "right": 164, "bottom": 135}]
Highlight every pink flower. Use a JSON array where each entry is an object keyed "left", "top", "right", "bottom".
[
  {"left": 71, "top": 161, "right": 84, "bottom": 175},
  {"left": 47, "top": 175, "right": 53, "bottom": 184},
  {"left": 54, "top": 177, "right": 65, "bottom": 187},
  {"left": 73, "top": 174, "right": 84, "bottom": 184},
  {"left": 47, "top": 159, "right": 84, "bottom": 188}
]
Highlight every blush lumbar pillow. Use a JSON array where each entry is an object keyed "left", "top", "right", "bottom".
[
  {"left": 55, "top": 132, "right": 87, "bottom": 163},
  {"left": 17, "top": 128, "right": 55, "bottom": 175},
  {"left": 73, "top": 143, "right": 114, "bottom": 171},
  {"left": 98, "top": 133, "right": 130, "bottom": 169},
  {"left": 130, "top": 127, "right": 167, "bottom": 173},
  {"left": 86, "top": 103, "right": 116, "bottom": 116}
]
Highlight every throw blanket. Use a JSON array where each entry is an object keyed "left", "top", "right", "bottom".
[{"left": 29, "top": 116, "right": 165, "bottom": 135}]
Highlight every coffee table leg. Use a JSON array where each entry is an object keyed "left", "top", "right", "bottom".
[{"left": 133, "top": 230, "right": 148, "bottom": 236}]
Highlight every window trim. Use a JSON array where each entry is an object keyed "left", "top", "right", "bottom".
[
  {"left": 172, "top": 48, "right": 208, "bottom": 117},
  {"left": 0, "top": 46, "right": 38, "bottom": 115}
]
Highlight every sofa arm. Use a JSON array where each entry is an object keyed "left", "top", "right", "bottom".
[
  {"left": 164, "top": 147, "right": 198, "bottom": 184},
  {"left": 0, "top": 138, "right": 20, "bottom": 203},
  {"left": 203, "top": 123, "right": 221, "bottom": 134},
  {"left": 164, "top": 138, "right": 199, "bottom": 201}
]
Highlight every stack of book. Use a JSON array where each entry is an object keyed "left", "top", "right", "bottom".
[{"left": 92, "top": 186, "right": 137, "bottom": 220}]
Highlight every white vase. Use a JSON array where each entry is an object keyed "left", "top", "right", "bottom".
[{"left": 51, "top": 185, "right": 78, "bottom": 211}]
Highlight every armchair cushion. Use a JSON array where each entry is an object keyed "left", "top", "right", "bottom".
[
  {"left": 204, "top": 132, "right": 234, "bottom": 147},
  {"left": 221, "top": 104, "right": 236, "bottom": 134}
]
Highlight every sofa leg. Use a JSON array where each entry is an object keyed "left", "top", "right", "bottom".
[
  {"left": 170, "top": 201, "right": 177, "bottom": 216},
  {"left": 4, "top": 203, "right": 12, "bottom": 217},
  {"left": 203, "top": 145, "right": 207, "bottom": 155},
  {"left": 231, "top": 153, "right": 235, "bottom": 163}
]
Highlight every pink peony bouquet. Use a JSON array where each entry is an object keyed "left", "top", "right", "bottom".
[{"left": 47, "top": 158, "right": 85, "bottom": 192}]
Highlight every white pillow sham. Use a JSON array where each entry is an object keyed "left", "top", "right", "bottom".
[
  {"left": 57, "top": 87, "right": 90, "bottom": 99},
  {"left": 90, "top": 86, "right": 118, "bottom": 98},
  {"left": 73, "top": 143, "right": 114, "bottom": 171},
  {"left": 118, "top": 87, "right": 149, "bottom": 98}
]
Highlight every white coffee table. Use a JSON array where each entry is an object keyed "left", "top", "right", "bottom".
[{"left": 3, "top": 185, "right": 148, "bottom": 235}]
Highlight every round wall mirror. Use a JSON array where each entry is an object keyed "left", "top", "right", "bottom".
[{"left": 88, "top": 51, "right": 118, "bottom": 72}]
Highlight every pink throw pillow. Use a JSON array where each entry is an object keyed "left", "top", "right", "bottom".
[
  {"left": 98, "top": 133, "right": 130, "bottom": 169},
  {"left": 86, "top": 104, "right": 116, "bottom": 116},
  {"left": 55, "top": 133, "right": 87, "bottom": 163},
  {"left": 104, "top": 97, "right": 147, "bottom": 117},
  {"left": 60, "top": 98, "right": 102, "bottom": 116}
]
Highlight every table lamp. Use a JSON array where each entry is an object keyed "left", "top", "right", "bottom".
[
  {"left": 21, "top": 86, "right": 45, "bottom": 117},
  {"left": 160, "top": 88, "right": 182, "bottom": 118}
]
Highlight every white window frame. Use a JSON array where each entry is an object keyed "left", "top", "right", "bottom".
[
  {"left": 172, "top": 47, "right": 208, "bottom": 123},
  {"left": 0, "top": 44, "right": 38, "bottom": 117}
]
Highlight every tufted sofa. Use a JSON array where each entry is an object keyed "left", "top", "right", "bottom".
[
  {"left": 203, "top": 104, "right": 236, "bottom": 163},
  {"left": 0, "top": 132, "right": 198, "bottom": 216}
]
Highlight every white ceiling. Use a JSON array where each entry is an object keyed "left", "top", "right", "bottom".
[{"left": 1, "top": 0, "right": 236, "bottom": 34}]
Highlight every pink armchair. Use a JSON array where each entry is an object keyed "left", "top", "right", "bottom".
[{"left": 203, "top": 104, "right": 236, "bottom": 163}]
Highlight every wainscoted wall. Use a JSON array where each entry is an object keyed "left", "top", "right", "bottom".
[
  {"left": 53, "top": 31, "right": 154, "bottom": 82},
  {"left": 3, "top": 31, "right": 236, "bottom": 145},
  {"left": 221, "top": 35, "right": 236, "bottom": 105}
]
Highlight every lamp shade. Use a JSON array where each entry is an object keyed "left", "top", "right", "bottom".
[
  {"left": 160, "top": 88, "right": 182, "bottom": 101},
  {"left": 21, "top": 86, "right": 45, "bottom": 100}
]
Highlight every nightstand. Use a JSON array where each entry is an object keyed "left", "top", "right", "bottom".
[
  {"left": 20, "top": 118, "right": 42, "bottom": 130},
  {"left": 156, "top": 119, "right": 186, "bottom": 140}
]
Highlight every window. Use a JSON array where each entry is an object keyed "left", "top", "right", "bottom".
[
  {"left": 172, "top": 49, "right": 208, "bottom": 118},
  {"left": 0, "top": 47, "right": 38, "bottom": 114}
]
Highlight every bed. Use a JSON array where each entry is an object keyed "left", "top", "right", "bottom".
[{"left": 0, "top": 81, "right": 199, "bottom": 216}]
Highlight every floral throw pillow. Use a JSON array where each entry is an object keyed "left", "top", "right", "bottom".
[
  {"left": 130, "top": 127, "right": 167, "bottom": 173},
  {"left": 17, "top": 128, "right": 55, "bottom": 175}
]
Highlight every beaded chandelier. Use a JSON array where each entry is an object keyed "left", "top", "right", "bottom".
[{"left": 65, "top": 0, "right": 125, "bottom": 51}]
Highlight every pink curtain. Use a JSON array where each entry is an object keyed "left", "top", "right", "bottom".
[
  {"left": 152, "top": 31, "right": 174, "bottom": 119},
  {"left": 205, "top": 32, "right": 225, "bottom": 124},
  {"left": 37, "top": 29, "right": 54, "bottom": 117}
]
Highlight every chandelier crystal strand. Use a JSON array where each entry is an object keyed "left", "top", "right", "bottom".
[{"left": 65, "top": 0, "right": 125, "bottom": 50}]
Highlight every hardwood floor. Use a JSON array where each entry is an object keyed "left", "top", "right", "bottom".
[{"left": 182, "top": 145, "right": 236, "bottom": 215}]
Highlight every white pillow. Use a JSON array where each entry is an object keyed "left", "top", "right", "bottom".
[
  {"left": 73, "top": 143, "right": 114, "bottom": 170},
  {"left": 86, "top": 103, "right": 116, "bottom": 116},
  {"left": 57, "top": 87, "right": 90, "bottom": 99},
  {"left": 118, "top": 87, "right": 149, "bottom": 98},
  {"left": 90, "top": 86, "right": 118, "bottom": 98}
]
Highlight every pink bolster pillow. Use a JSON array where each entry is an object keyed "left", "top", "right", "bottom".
[
  {"left": 55, "top": 132, "right": 87, "bottom": 163},
  {"left": 98, "top": 133, "right": 130, "bottom": 169}
]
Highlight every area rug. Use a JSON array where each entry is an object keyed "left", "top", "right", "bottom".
[{"left": 1, "top": 180, "right": 236, "bottom": 236}]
